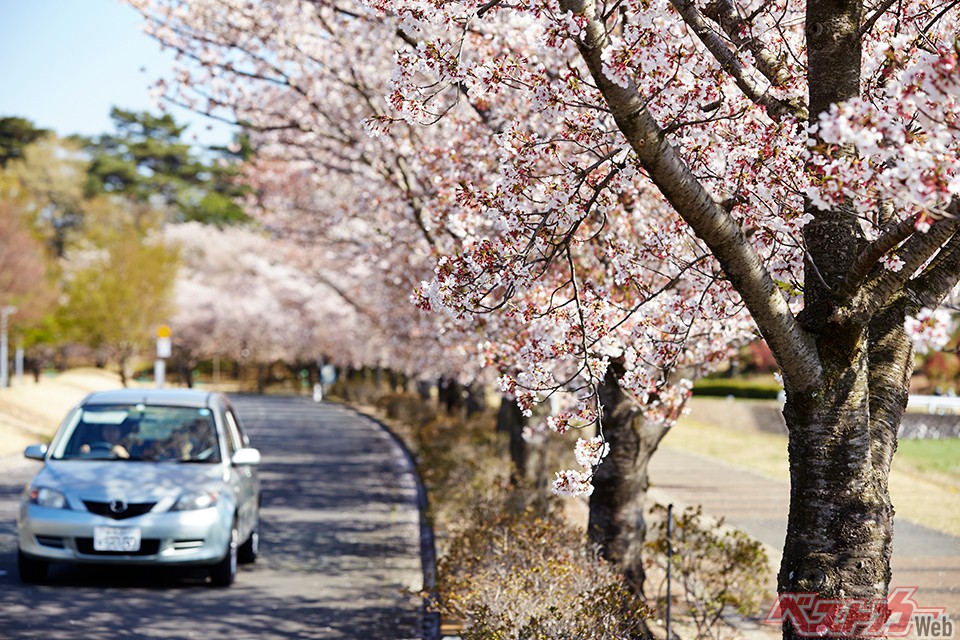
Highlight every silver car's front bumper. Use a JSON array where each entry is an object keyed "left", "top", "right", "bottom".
[{"left": 17, "top": 501, "right": 232, "bottom": 566}]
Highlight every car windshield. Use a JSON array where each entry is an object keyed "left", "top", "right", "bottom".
[{"left": 52, "top": 404, "right": 221, "bottom": 463}]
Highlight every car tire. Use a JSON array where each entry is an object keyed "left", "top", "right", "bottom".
[
  {"left": 209, "top": 522, "right": 238, "bottom": 587},
  {"left": 238, "top": 517, "right": 259, "bottom": 564},
  {"left": 18, "top": 549, "right": 48, "bottom": 584}
]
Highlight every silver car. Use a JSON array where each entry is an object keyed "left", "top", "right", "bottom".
[{"left": 17, "top": 388, "right": 261, "bottom": 587}]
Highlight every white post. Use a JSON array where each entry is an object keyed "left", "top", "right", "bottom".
[
  {"left": 15, "top": 346, "right": 24, "bottom": 385},
  {"left": 0, "top": 306, "right": 16, "bottom": 389},
  {"left": 154, "top": 359, "right": 166, "bottom": 388}
]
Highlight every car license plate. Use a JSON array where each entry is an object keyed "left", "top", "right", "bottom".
[{"left": 93, "top": 526, "right": 142, "bottom": 552}]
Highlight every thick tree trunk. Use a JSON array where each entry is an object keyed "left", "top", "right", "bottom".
[
  {"left": 778, "top": 306, "right": 909, "bottom": 639},
  {"left": 770, "top": 3, "right": 910, "bottom": 637},
  {"left": 589, "top": 362, "right": 669, "bottom": 597},
  {"left": 465, "top": 381, "right": 487, "bottom": 416},
  {"left": 495, "top": 393, "right": 529, "bottom": 480}
]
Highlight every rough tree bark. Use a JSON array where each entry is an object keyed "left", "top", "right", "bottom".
[{"left": 774, "top": 3, "right": 900, "bottom": 635}]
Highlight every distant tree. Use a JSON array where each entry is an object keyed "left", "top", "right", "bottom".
[
  {"left": 163, "top": 222, "right": 368, "bottom": 391},
  {"left": 0, "top": 117, "right": 49, "bottom": 168},
  {"left": 59, "top": 214, "right": 179, "bottom": 385},
  {"left": 5, "top": 135, "right": 88, "bottom": 258},
  {"left": 0, "top": 199, "right": 56, "bottom": 327},
  {"left": 82, "top": 108, "right": 250, "bottom": 226}
]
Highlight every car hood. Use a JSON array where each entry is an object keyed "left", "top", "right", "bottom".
[{"left": 33, "top": 460, "right": 226, "bottom": 504}]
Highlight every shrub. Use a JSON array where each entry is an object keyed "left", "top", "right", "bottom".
[
  {"left": 646, "top": 504, "right": 770, "bottom": 640},
  {"left": 438, "top": 504, "right": 651, "bottom": 639},
  {"left": 376, "top": 392, "right": 438, "bottom": 426},
  {"left": 692, "top": 377, "right": 782, "bottom": 399}
]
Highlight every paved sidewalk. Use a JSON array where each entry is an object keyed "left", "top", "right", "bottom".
[{"left": 649, "top": 447, "right": 960, "bottom": 629}]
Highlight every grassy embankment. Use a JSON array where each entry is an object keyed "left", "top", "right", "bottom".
[{"left": 0, "top": 368, "right": 137, "bottom": 457}]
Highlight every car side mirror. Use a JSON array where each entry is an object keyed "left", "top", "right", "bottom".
[
  {"left": 24, "top": 444, "right": 48, "bottom": 461},
  {"left": 231, "top": 447, "right": 261, "bottom": 466}
]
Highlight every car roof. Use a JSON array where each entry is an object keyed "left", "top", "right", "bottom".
[{"left": 80, "top": 388, "right": 223, "bottom": 409}]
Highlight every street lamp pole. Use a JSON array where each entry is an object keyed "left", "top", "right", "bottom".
[{"left": 0, "top": 306, "right": 17, "bottom": 389}]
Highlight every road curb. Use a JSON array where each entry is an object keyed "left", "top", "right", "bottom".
[{"left": 345, "top": 404, "right": 441, "bottom": 640}]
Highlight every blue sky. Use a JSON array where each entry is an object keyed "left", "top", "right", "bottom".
[{"left": 0, "top": 0, "right": 235, "bottom": 146}]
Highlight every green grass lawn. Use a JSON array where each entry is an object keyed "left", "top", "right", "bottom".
[{"left": 896, "top": 438, "right": 960, "bottom": 479}]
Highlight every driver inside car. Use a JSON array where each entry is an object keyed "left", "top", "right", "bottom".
[{"left": 80, "top": 422, "right": 132, "bottom": 459}]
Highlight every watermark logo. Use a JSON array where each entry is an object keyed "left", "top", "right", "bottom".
[{"left": 764, "top": 587, "right": 954, "bottom": 638}]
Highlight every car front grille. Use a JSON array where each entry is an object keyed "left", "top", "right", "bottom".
[
  {"left": 82, "top": 501, "right": 157, "bottom": 520},
  {"left": 75, "top": 538, "right": 162, "bottom": 556}
]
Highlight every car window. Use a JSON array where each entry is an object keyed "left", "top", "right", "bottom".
[
  {"left": 222, "top": 408, "right": 244, "bottom": 455},
  {"left": 52, "top": 404, "right": 222, "bottom": 463}
]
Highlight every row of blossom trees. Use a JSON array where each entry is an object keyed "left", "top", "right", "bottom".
[
  {"left": 127, "top": 0, "right": 959, "bottom": 634},
  {"left": 163, "top": 221, "right": 461, "bottom": 388}
]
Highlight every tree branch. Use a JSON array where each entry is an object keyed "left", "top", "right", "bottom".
[
  {"left": 833, "top": 214, "right": 921, "bottom": 305},
  {"left": 906, "top": 235, "right": 960, "bottom": 309},
  {"left": 669, "top": 0, "right": 805, "bottom": 122},
  {"left": 838, "top": 203, "right": 960, "bottom": 322},
  {"left": 560, "top": 0, "right": 821, "bottom": 393},
  {"left": 859, "top": 0, "right": 898, "bottom": 37},
  {"left": 907, "top": 199, "right": 960, "bottom": 310},
  {"left": 700, "top": 0, "right": 809, "bottom": 120},
  {"left": 921, "top": 0, "right": 960, "bottom": 35},
  {"left": 394, "top": 29, "right": 495, "bottom": 128}
]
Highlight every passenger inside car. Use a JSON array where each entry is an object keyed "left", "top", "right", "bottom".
[{"left": 145, "top": 419, "right": 218, "bottom": 461}]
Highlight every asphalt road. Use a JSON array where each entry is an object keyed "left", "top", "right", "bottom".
[{"left": 0, "top": 396, "right": 433, "bottom": 640}]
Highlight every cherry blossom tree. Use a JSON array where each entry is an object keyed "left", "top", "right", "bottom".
[
  {"left": 242, "top": 159, "right": 491, "bottom": 384},
  {"left": 376, "top": 0, "right": 960, "bottom": 632},
  {"left": 126, "top": 0, "right": 960, "bottom": 626},
  {"left": 163, "top": 218, "right": 474, "bottom": 393},
  {"left": 165, "top": 222, "right": 357, "bottom": 387},
  {"left": 0, "top": 199, "right": 52, "bottom": 328}
]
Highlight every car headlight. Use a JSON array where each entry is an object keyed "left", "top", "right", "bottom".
[
  {"left": 28, "top": 486, "right": 70, "bottom": 510},
  {"left": 172, "top": 490, "right": 219, "bottom": 511}
]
